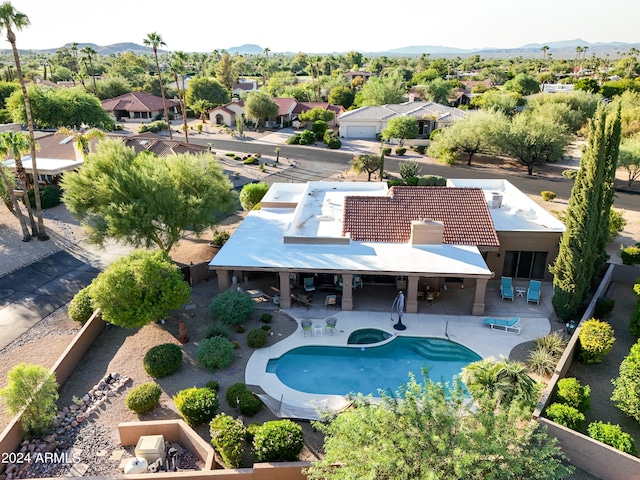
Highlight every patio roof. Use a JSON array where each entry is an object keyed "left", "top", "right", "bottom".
[{"left": 2, "top": 156, "right": 83, "bottom": 175}]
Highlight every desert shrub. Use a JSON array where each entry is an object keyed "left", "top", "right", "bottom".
[
  {"left": 545, "top": 403, "right": 585, "bottom": 430},
  {"left": 209, "top": 289, "right": 255, "bottom": 325},
  {"left": 611, "top": 340, "right": 640, "bottom": 422},
  {"left": 225, "top": 152, "right": 235, "bottom": 156},
  {"left": 286, "top": 134, "right": 300, "bottom": 145},
  {"left": 260, "top": 325, "right": 271, "bottom": 332},
  {"left": 556, "top": 377, "right": 591, "bottom": 413},
  {"left": 405, "top": 176, "right": 419, "bottom": 186},
  {"left": 562, "top": 169, "right": 578, "bottom": 179},
  {"left": 395, "top": 147, "right": 407, "bottom": 156},
  {"left": 261, "top": 313, "right": 273, "bottom": 323},
  {"left": 326, "top": 137, "right": 341, "bottom": 149},
  {"left": 534, "top": 331, "right": 568, "bottom": 359},
  {"left": 231, "top": 340, "right": 240, "bottom": 349},
  {"left": 210, "top": 413, "right": 246, "bottom": 468},
  {"left": 541, "top": 190, "right": 556, "bottom": 201},
  {"left": 299, "top": 130, "right": 316, "bottom": 145},
  {"left": 527, "top": 347, "right": 557, "bottom": 377},
  {"left": 226, "top": 383, "right": 262, "bottom": 416},
  {"left": 211, "top": 229, "right": 230, "bottom": 246},
  {"left": 312, "top": 120, "right": 328, "bottom": 140},
  {"left": 126, "top": 382, "right": 162, "bottom": 413},
  {"left": 138, "top": 120, "right": 168, "bottom": 133},
  {"left": 399, "top": 160, "right": 422, "bottom": 180},
  {"left": 413, "top": 145, "right": 426, "bottom": 154},
  {"left": 243, "top": 157, "right": 259, "bottom": 165},
  {"left": 381, "top": 147, "right": 392, "bottom": 155},
  {"left": 594, "top": 297, "right": 615, "bottom": 318},
  {"left": 174, "top": 387, "right": 219, "bottom": 426},
  {"left": 578, "top": 318, "right": 615, "bottom": 364},
  {"left": 587, "top": 421, "right": 638, "bottom": 455},
  {"left": 620, "top": 244, "right": 640, "bottom": 265},
  {"left": 197, "top": 337, "right": 235, "bottom": 371},
  {"left": 630, "top": 305, "right": 640, "bottom": 337},
  {"left": 204, "top": 321, "right": 232, "bottom": 340},
  {"left": 0, "top": 363, "right": 58, "bottom": 438},
  {"left": 245, "top": 422, "right": 260, "bottom": 441},
  {"left": 247, "top": 328, "right": 268, "bottom": 348},
  {"left": 206, "top": 380, "right": 220, "bottom": 392},
  {"left": 418, "top": 174, "right": 447, "bottom": 186},
  {"left": 235, "top": 324, "right": 245, "bottom": 333},
  {"left": 252, "top": 419, "right": 304, "bottom": 462},
  {"left": 68, "top": 286, "right": 95, "bottom": 324},
  {"left": 387, "top": 179, "right": 405, "bottom": 187},
  {"left": 608, "top": 209, "right": 627, "bottom": 242},
  {"left": 143, "top": 343, "right": 182, "bottom": 378},
  {"left": 26, "top": 185, "right": 63, "bottom": 209}
]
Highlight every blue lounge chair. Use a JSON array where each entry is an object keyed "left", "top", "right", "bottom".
[
  {"left": 527, "top": 280, "right": 541, "bottom": 305},
  {"left": 500, "top": 276, "right": 514, "bottom": 301},
  {"left": 483, "top": 317, "right": 521, "bottom": 334},
  {"left": 304, "top": 276, "right": 316, "bottom": 292}
]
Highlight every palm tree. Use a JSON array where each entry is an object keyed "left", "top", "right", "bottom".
[
  {"left": 55, "top": 127, "right": 105, "bottom": 162},
  {"left": 169, "top": 54, "right": 189, "bottom": 143},
  {"left": 0, "top": 1, "right": 47, "bottom": 239},
  {"left": 70, "top": 41, "right": 78, "bottom": 72},
  {"left": 540, "top": 45, "right": 549, "bottom": 64},
  {"left": 80, "top": 45, "right": 98, "bottom": 93},
  {"left": 144, "top": 32, "right": 172, "bottom": 140},
  {"left": 190, "top": 99, "right": 211, "bottom": 123},
  {"left": 0, "top": 155, "right": 30, "bottom": 241}
]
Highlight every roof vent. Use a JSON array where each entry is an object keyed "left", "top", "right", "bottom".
[
  {"left": 59, "top": 136, "right": 73, "bottom": 145},
  {"left": 490, "top": 192, "right": 503, "bottom": 209}
]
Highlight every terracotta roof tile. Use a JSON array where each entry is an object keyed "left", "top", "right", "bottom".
[{"left": 342, "top": 186, "right": 500, "bottom": 247}]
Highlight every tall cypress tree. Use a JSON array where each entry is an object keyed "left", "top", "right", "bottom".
[
  {"left": 594, "top": 104, "right": 622, "bottom": 275},
  {"left": 550, "top": 104, "right": 608, "bottom": 319}
]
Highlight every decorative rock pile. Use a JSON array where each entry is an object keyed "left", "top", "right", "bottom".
[{"left": 2, "top": 372, "right": 131, "bottom": 480}]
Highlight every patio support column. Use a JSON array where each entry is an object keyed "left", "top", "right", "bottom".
[
  {"left": 341, "top": 274, "right": 353, "bottom": 311},
  {"left": 472, "top": 278, "right": 488, "bottom": 315},
  {"left": 279, "top": 272, "right": 291, "bottom": 309},
  {"left": 216, "top": 269, "right": 230, "bottom": 292},
  {"left": 407, "top": 275, "right": 419, "bottom": 313}
]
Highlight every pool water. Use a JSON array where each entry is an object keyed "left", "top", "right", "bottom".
[
  {"left": 266, "top": 336, "right": 481, "bottom": 396},
  {"left": 347, "top": 328, "right": 393, "bottom": 344}
]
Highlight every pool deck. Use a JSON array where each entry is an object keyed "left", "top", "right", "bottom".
[{"left": 246, "top": 306, "right": 554, "bottom": 420}]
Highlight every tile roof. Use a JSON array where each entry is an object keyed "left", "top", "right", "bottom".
[
  {"left": 342, "top": 186, "right": 500, "bottom": 247},
  {"left": 101, "top": 92, "right": 179, "bottom": 113},
  {"left": 271, "top": 97, "right": 298, "bottom": 116},
  {"left": 338, "top": 101, "right": 466, "bottom": 122}
]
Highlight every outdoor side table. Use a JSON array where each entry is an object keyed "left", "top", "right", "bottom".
[
  {"left": 312, "top": 324, "right": 324, "bottom": 335},
  {"left": 515, "top": 287, "right": 526, "bottom": 297}
]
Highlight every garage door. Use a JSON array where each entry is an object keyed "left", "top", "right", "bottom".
[{"left": 346, "top": 126, "right": 377, "bottom": 139}]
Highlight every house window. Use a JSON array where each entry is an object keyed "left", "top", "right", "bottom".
[{"left": 503, "top": 251, "right": 547, "bottom": 279}]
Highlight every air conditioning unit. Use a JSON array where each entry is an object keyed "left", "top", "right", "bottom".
[{"left": 490, "top": 192, "right": 503, "bottom": 209}]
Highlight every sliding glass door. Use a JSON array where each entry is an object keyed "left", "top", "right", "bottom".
[{"left": 503, "top": 251, "right": 547, "bottom": 279}]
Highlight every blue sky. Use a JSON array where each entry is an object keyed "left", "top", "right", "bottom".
[{"left": 7, "top": 0, "right": 640, "bottom": 53}]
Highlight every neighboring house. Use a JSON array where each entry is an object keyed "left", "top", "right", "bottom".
[
  {"left": 338, "top": 101, "right": 466, "bottom": 139},
  {"left": 209, "top": 98, "right": 345, "bottom": 128},
  {"left": 209, "top": 179, "right": 564, "bottom": 315},
  {"left": 345, "top": 71, "right": 376, "bottom": 83},
  {"left": 232, "top": 80, "right": 258, "bottom": 97},
  {"left": 542, "top": 83, "right": 575, "bottom": 94},
  {"left": 208, "top": 99, "right": 245, "bottom": 126},
  {"left": 102, "top": 92, "right": 180, "bottom": 121}
]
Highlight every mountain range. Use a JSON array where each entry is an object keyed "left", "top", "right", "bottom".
[{"left": 8, "top": 39, "right": 640, "bottom": 59}]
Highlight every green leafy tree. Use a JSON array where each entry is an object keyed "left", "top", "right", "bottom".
[
  {"left": 298, "top": 106, "right": 334, "bottom": 123},
  {"left": 7, "top": 85, "right": 115, "bottom": 130},
  {"left": 550, "top": 104, "right": 620, "bottom": 319},
  {"left": 619, "top": 135, "right": 640, "bottom": 187},
  {"left": 611, "top": 339, "right": 640, "bottom": 423},
  {"left": 94, "top": 75, "right": 132, "bottom": 100},
  {"left": 305, "top": 374, "right": 573, "bottom": 480},
  {"left": 185, "top": 76, "right": 230, "bottom": 111},
  {"left": 351, "top": 153, "right": 383, "bottom": 181},
  {"left": 214, "top": 53, "right": 238, "bottom": 90},
  {"left": 328, "top": 85, "right": 354, "bottom": 109},
  {"left": 421, "top": 78, "right": 454, "bottom": 104},
  {"left": 574, "top": 78, "right": 601, "bottom": 94},
  {"left": 495, "top": 112, "right": 570, "bottom": 175},
  {"left": 239, "top": 181, "right": 269, "bottom": 210},
  {"left": 0, "top": 363, "right": 59, "bottom": 437},
  {"left": 354, "top": 73, "right": 405, "bottom": 107},
  {"left": 526, "top": 91, "right": 601, "bottom": 134},
  {"left": 62, "top": 139, "right": 236, "bottom": 252},
  {"left": 503, "top": 73, "right": 540, "bottom": 96},
  {"left": 381, "top": 116, "right": 418, "bottom": 147},
  {"left": 0, "top": 1, "right": 47, "bottom": 239},
  {"left": 144, "top": 32, "right": 172, "bottom": 139},
  {"left": 89, "top": 249, "right": 190, "bottom": 328},
  {"left": 428, "top": 110, "right": 503, "bottom": 165},
  {"left": 470, "top": 90, "right": 522, "bottom": 116},
  {"left": 244, "top": 90, "right": 279, "bottom": 128}
]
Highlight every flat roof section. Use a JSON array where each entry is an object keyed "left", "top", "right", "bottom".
[{"left": 3, "top": 157, "right": 83, "bottom": 175}]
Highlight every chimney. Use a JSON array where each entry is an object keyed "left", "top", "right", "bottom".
[
  {"left": 410, "top": 220, "right": 444, "bottom": 245},
  {"left": 490, "top": 192, "right": 503, "bottom": 209}
]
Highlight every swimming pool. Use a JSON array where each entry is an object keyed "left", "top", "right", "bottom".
[
  {"left": 347, "top": 328, "right": 393, "bottom": 345},
  {"left": 266, "top": 336, "right": 481, "bottom": 396}
]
